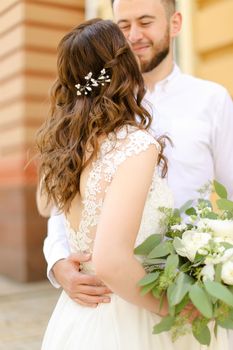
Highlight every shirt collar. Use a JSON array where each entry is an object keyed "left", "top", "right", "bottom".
[{"left": 150, "top": 63, "right": 181, "bottom": 94}]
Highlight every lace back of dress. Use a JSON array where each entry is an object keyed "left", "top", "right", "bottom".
[{"left": 65, "top": 126, "right": 161, "bottom": 258}]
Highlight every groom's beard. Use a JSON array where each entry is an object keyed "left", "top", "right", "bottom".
[
  {"left": 141, "top": 45, "right": 170, "bottom": 73},
  {"left": 138, "top": 29, "right": 170, "bottom": 73}
]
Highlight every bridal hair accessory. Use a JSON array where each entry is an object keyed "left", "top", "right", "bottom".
[{"left": 75, "top": 69, "right": 111, "bottom": 96}]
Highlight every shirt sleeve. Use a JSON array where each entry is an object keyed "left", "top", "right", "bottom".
[
  {"left": 213, "top": 89, "right": 233, "bottom": 200},
  {"left": 43, "top": 211, "right": 70, "bottom": 288}
]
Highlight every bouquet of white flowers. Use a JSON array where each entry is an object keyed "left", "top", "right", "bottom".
[{"left": 135, "top": 181, "right": 233, "bottom": 345}]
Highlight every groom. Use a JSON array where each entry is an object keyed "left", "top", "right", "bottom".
[{"left": 42, "top": 0, "right": 233, "bottom": 306}]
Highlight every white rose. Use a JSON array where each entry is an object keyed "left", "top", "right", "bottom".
[
  {"left": 220, "top": 248, "right": 233, "bottom": 263},
  {"left": 202, "top": 219, "right": 233, "bottom": 243},
  {"left": 197, "top": 220, "right": 209, "bottom": 231},
  {"left": 201, "top": 264, "right": 215, "bottom": 281},
  {"left": 221, "top": 260, "right": 233, "bottom": 285},
  {"left": 175, "top": 231, "right": 211, "bottom": 262},
  {"left": 205, "top": 248, "right": 233, "bottom": 265}
]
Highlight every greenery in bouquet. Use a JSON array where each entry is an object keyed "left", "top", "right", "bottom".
[{"left": 135, "top": 181, "right": 233, "bottom": 345}]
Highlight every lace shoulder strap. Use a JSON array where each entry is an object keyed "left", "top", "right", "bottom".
[
  {"left": 66, "top": 126, "right": 160, "bottom": 254},
  {"left": 102, "top": 126, "right": 160, "bottom": 170}
]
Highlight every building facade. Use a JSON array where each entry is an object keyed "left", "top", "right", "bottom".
[{"left": 0, "top": 0, "right": 85, "bottom": 281}]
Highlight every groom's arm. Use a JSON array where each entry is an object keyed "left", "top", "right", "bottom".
[
  {"left": 43, "top": 212, "right": 70, "bottom": 287},
  {"left": 43, "top": 212, "right": 111, "bottom": 306},
  {"left": 36, "top": 180, "right": 71, "bottom": 285},
  {"left": 214, "top": 88, "right": 233, "bottom": 199}
]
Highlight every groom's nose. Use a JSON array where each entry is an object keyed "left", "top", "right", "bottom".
[{"left": 127, "top": 24, "right": 144, "bottom": 43}]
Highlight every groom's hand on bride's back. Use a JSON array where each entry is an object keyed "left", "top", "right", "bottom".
[{"left": 52, "top": 252, "right": 111, "bottom": 307}]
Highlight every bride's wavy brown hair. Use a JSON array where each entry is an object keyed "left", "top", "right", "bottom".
[{"left": 36, "top": 18, "right": 168, "bottom": 212}]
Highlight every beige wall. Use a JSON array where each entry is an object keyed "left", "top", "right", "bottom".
[
  {"left": 0, "top": 0, "right": 85, "bottom": 281},
  {"left": 98, "top": 0, "right": 112, "bottom": 18},
  {"left": 194, "top": 0, "right": 233, "bottom": 95}
]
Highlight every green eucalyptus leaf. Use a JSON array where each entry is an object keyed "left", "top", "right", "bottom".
[
  {"left": 169, "top": 304, "right": 175, "bottom": 316},
  {"left": 138, "top": 272, "right": 160, "bottom": 287},
  {"left": 204, "top": 281, "right": 233, "bottom": 308},
  {"left": 229, "top": 310, "right": 233, "bottom": 321},
  {"left": 189, "top": 284, "right": 213, "bottom": 319},
  {"left": 185, "top": 207, "right": 197, "bottom": 216},
  {"left": 192, "top": 323, "right": 211, "bottom": 346},
  {"left": 198, "top": 199, "right": 212, "bottom": 207},
  {"left": 193, "top": 253, "right": 205, "bottom": 265},
  {"left": 173, "top": 237, "right": 184, "bottom": 252},
  {"left": 214, "top": 264, "right": 222, "bottom": 283},
  {"left": 173, "top": 208, "right": 181, "bottom": 218},
  {"left": 217, "top": 319, "right": 233, "bottom": 329},
  {"left": 221, "top": 242, "right": 233, "bottom": 249},
  {"left": 147, "top": 241, "right": 171, "bottom": 259},
  {"left": 134, "top": 234, "right": 163, "bottom": 255},
  {"left": 140, "top": 281, "right": 158, "bottom": 296},
  {"left": 180, "top": 261, "right": 191, "bottom": 273},
  {"left": 226, "top": 212, "right": 233, "bottom": 220},
  {"left": 205, "top": 212, "right": 219, "bottom": 219},
  {"left": 167, "top": 283, "right": 176, "bottom": 307},
  {"left": 144, "top": 258, "right": 167, "bottom": 265},
  {"left": 165, "top": 254, "right": 179, "bottom": 274},
  {"left": 175, "top": 293, "right": 190, "bottom": 314},
  {"left": 217, "top": 198, "right": 233, "bottom": 211},
  {"left": 229, "top": 310, "right": 233, "bottom": 320},
  {"left": 214, "top": 180, "right": 228, "bottom": 199},
  {"left": 152, "top": 286, "right": 161, "bottom": 298},
  {"left": 153, "top": 315, "right": 176, "bottom": 334},
  {"left": 179, "top": 200, "right": 194, "bottom": 213},
  {"left": 159, "top": 295, "right": 166, "bottom": 314},
  {"left": 170, "top": 272, "right": 194, "bottom": 306}
]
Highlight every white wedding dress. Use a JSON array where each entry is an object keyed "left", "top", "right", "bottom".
[{"left": 41, "top": 126, "right": 228, "bottom": 350}]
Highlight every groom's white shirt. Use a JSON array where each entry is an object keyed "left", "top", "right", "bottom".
[{"left": 44, "top": 65, "right": 233, "bottom": 287}]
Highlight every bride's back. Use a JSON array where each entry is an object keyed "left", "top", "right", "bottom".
[{"left": 62, "top": 127, "right": 172, "bottom": 268}]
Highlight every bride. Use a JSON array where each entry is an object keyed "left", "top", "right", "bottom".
[{"left": 37, "top": 18, "right": 228, "bottom": 350}]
